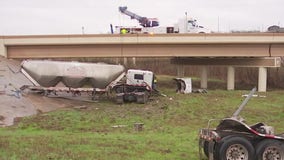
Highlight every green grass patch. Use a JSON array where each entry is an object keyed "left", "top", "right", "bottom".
[{"left": 1, "top": 76, "right": 284, "bottom": 159}]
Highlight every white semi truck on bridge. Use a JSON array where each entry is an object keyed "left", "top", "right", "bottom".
[{"left": 116, "top": 6, "right": 210, "bottom": 34}]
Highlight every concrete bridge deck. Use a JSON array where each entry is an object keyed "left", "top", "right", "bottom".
[{"left": 1, "top": 33, "right": 284, "bottom": 58}]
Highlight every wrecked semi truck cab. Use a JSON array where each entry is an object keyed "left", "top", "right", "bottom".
[
  {"left": 199, "top": 88, "right": 284, "bottom": 160},
  {"left": 113, "top": 69, "right": 156, "bottom": 104}
]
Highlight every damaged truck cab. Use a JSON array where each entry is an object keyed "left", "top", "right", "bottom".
[
  {"left": 113, "top": 69, "right": 156, "bottom": 104},
  {"left": 199, "top": 88, "right": 284, "bottom": 160}
]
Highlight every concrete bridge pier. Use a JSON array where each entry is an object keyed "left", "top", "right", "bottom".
[
  {"left": 123, "top": 57, "right": 128, "bottom": 66},
  {"left": 177, "top": 65, "right": 185, "bottom": 77},
  {"left": 122, "top": 57, "right": 136, "bottom": 67},
  {"left": 0, "top": 39, "right": 7, "bottom": 57},
  {"left": 227, "top": 66, "right": 235, "bottom": 90},
  {"left": 258, "top": 67, "right": 267, "bottom": 92},
  {"left": 132, "top": 57, "right": 136, "bottom": 66},
  {"left": 200, "top": 66, "right": 208, "bottom": 89}
]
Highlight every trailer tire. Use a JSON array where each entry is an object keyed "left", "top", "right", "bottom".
[
  {"left": 114, "top": 86, "right": 124, "bottom": 93},
  {"left": 217, "top": 136, "right": 255, "bottom": 160},
  {"left": 256, "top": 139, "right": 284, "bottom": 160},
  {"left": 203, "top": 140, "right": 209, "bottom": 158}
]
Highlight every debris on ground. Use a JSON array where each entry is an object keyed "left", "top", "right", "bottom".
[
  {"left": 73, "top": 105, "right": 88, "bottom": 110},
  {"left": 192, "top": 89, "right": 208, "bottom": 93},
  {"left": 112, "top": 125, "right": 127, "bottom": 128},
  {"left": 242, "top": 94, "right": 266, "bottom": 98}
]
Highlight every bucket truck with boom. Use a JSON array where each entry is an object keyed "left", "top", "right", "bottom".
[{"left": 116, "top": 6, "right": 210, "bottom": 34}]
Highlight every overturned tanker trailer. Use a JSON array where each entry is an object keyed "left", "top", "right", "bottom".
[{"left": 20, "top": 60, "right": 156, "bottom": 103}]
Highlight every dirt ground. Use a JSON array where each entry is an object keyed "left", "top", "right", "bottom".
[{"left": 0, "top": 57, "right": 92, "bottom": 126}]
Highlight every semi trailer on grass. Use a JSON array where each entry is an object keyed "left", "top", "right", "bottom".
[
  {"left": 199, "top": 87, "right": 284, "bottom": 160},
  {"left": 20, "top": 60, "right": 157, "bottom": 104}
]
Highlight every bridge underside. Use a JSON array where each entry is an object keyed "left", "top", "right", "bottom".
[
  {"left": 171, "top": 57, "right": 281, "bottom": 67},
  {"left": 171, "top": 57, "right": 281, "bottom": 92}
]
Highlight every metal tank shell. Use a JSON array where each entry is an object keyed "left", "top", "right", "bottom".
[{"left": 21, "top": 60, "right": 125, "bottom": 88}]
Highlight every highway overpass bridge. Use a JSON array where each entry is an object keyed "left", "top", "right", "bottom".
[{"left": 1, "top": 33, "right": 284, "bottom": 91}]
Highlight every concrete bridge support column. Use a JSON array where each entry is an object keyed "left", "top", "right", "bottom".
[
  {"left": 123, "top": 57, "right": 128, "bottom": 66},
  {"left": 227, "top": 66, "right": 235, "bottom": 90},
  {"left": 132, "top": 57, "right": 136, "bottom": 66},
  {"left": 200, "top": 66, "right": 208, "bottom": 89},
  {"left": 0, "top": 39, "right": 7, "bottom": 57},
  {"left": 177, "top": 65, "right": 185, "bottom": 77},
  {"left": 258, "top": 67, "right": 267, "bottom": 92},
  {"left": 115, "top": 58, "right": 120, "bottom": 64}
]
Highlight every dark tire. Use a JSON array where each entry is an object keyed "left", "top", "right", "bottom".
[
  {"left": 114, "top": 86, "right": 123, "bottom": 93},
  {"left": 218, "top": 136, "right": 255, "bottom": 160},
  {"left": 203, "top": 140, "right": 209, "bottom": 158},
  {"left": 256, "top": 139, "right": 284, "bottom": 160}
]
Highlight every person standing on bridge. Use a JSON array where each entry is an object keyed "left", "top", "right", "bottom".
[{"left": 120, "top": 28, "right": 127, "bottom": 34}]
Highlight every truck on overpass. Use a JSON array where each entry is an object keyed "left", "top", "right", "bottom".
[
  {"left": 268, "top": 25, "right": 284, "bottom": 33},
  {"left": 117, "top": 6, "right": 210, "bottom": 34}
]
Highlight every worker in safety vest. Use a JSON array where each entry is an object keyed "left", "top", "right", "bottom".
[
  {"left": 121, "top": 28, "right": 127, "bottom": 34},
  {"left": 153, "top": 75, "right": 157, "bottom": 90}
]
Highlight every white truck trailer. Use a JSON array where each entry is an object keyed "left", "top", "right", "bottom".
[{"left": 20, "top": 60, "right": 157, "bottom": 104}]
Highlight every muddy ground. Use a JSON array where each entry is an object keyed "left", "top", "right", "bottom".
[{"left": 0, "top": 57, "right": 92, "bottom": 126}]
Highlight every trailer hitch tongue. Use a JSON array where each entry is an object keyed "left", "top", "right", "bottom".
[{"left": 232, "top": 87, "right": 257, "bottom": 119}]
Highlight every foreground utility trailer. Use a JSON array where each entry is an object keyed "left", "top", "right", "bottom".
[
  {"left": 21, "top": 60, "right": 157, "bottom": 103},
  {"left": 199, "top": 88, "right": 284, "bottom": 160}
]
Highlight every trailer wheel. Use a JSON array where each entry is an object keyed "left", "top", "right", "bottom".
[
  {"left": 256, "top": 139, "right": 284, "bottom": 160},
  {"left": 218, "top": 136, "right": 255, "bottom": 160},
  {"left": 203, "top": 140, "right": 209, "bottom": 158}
]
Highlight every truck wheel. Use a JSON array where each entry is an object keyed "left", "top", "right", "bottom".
[
  {"left": 115, "top": 86, "right": 123, "bottom": 93},
  {"left": 256, "top": 139, "right": 284, "bottom": 160},
  {"left": 203, "top": 140, "right": 209, "bottom": 158},
  {"left": 218, "top": 136, "right": 255, "bottom": 160}
]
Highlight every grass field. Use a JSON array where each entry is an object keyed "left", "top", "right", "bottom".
[{"left": 0, "top": 75, "right": 284, "bottom": 160}]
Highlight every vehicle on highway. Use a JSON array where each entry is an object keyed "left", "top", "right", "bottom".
[{"left": 115, "top": 6, "right": 210, "bottom": 34}]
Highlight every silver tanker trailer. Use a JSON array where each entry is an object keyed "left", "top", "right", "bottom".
[{"left": 20, "top": 60, "right": 157, "bottom": 104}]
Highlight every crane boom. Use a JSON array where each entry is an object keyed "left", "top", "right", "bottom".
[{"left": 119, "top": 6, "right": 159, "bottom": 27}]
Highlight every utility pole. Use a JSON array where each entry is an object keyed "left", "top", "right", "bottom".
[{"left": 82, "top": 26, "right": 85, "bottom": 34}]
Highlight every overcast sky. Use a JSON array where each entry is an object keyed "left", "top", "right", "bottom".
[{"left": 0, "top": 0, "right": 283, "bottom": 35}]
